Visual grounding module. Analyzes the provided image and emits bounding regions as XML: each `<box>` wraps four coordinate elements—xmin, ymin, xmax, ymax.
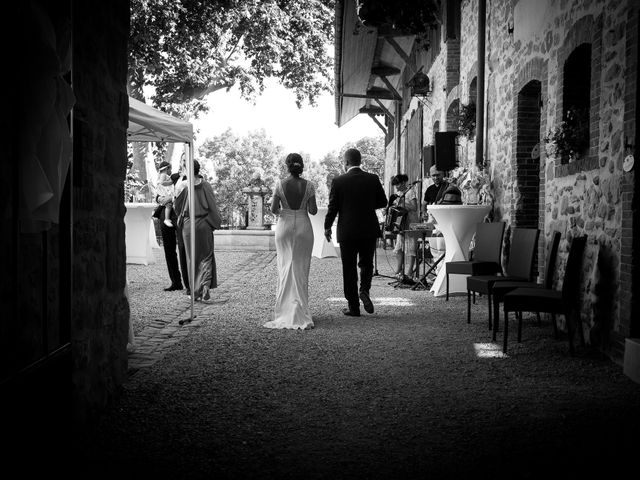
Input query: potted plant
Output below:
<box><xmin>544</xmin><ymin>106</ymin><xmax>589</xmax><ymax>163</ymax></box>
<box><xmin>457</xmin><ymin>102</ymin><xmax>476</xmax><ymax>139</ymax></box>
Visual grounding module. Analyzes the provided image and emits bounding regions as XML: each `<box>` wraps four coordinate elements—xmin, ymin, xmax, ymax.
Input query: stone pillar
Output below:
<box><xmin>242</xmin><ymin>184</ymin><xmax>272</xmax><ymax>230</ymax></box>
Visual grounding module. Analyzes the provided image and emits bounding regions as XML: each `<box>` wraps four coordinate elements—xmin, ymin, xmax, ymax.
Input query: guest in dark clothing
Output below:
<box><xmin>156</xmin><ymin>169</ymin><xmax>187</xmax><ymax>292</ymax></box>
<box><xmin>324</xmin><ymin>148</ymin><xmax>388</xmax><ymax>316</ymax></box>
<box><xmin>174</xmin><ymin>160</ymin><xmax>222</xmax><ymax>302</ymax></box>
<box><xmin>171</xmin><ymin>172</ymin><xmax>191</xmax><ymax>295</ymax></box>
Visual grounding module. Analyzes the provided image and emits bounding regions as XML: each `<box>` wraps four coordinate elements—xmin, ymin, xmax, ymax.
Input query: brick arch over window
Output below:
<box><xmin>430</xmin><ymin>109</ymin><xmax>442</xmax><ymax>145</ymax></box>
<box><xmin>446</xmin><ymin>99</ymin><xmax>460</xmax><ymax>131</ymax></box>
<box><xmin>446</xmin><ymin>87</ymin><xmax>460</xmax><ymax>112</ymax></box>
<box><xmin>512</xmin><ymin>57</ymin><xmax>548</xmax><ymax>280</ymax></box>
<box><xmin>469</xmin><ymin>76</ymin><xmax>477</xmax><ymax>105</ymax></box>
<box><xmin>555</xmin><ymin>14</ymin><xmax>603</xmax><ymax>177</ymax></box>
<box><xmin>466</xmin><ymin>60</ymin><xmax>478</xmax><ymax>101</ymax></box>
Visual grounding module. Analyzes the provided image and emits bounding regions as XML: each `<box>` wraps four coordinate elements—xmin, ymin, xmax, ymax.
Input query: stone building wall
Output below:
<box><xmin>389</xmin><ymin>0</ymin><xmax>636</xmax><ymax>360</ymax></box>
<box><xmin>71</xmin><ymin>0</ymin><xmax>130</xmax><ymax>424</ymax></box>
<box><xmin>420</xmin><ymin>50</ymin><xmax>448</xmax><ymax>147</ymax></box>
<box><xmin>479</xmin><ymin>0</ymin><xmax>636</xmax><ymax>358</ymax></box>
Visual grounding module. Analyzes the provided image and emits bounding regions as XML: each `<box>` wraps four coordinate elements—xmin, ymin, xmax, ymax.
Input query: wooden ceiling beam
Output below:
<box><xmin>368</xmin><ymin>114</ymin><xmax>387</xmax><ymax>136</ymax></box>
<box><xmin>384</xmin><ymin>36</ymin><xmax>411</xmax><ymax>65</ymax></box>
<box><xmin>374</xmin><ymin>98</ymin><xmax>394</xmax><ymax>122</ymax></box>
<box><xmin>371</xmin><ymin>64</ymin><xmax>401</xmax><ymax>77</ymax></box>
<box><xmin>379</xmin><ymin>76</ymin><xmax>402</xmax><ymax>100</ymax></box>
<box><xmin>341</xmin><ymin>86</ymin><xmax>398</xmax><ymax>101</ymax></box>
<box><xmin>359</xmin><ymin>105</ymin><xmax>386</xmax><ymax>115</ymax></box>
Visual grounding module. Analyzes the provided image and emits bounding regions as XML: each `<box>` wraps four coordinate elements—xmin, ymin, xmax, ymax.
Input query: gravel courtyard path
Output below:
<box><xmin>79</xmin><ymin>246</ymin><xmax>640</xmax><ymax>480</ymax></box>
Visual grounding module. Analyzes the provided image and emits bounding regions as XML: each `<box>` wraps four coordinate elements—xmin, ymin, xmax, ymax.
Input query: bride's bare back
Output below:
<box><xmin>281</xmin><ymin>176</ymin><xmax>307</xmax><ymax>210</ymax></box>
<box><xmin>273</xmin><ymin>175</ymin><xmax>317</xmax><ymax>214</ymax></box>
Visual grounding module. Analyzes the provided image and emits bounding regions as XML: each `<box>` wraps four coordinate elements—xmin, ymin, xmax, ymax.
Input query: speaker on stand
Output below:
<box><xmin>434</xmin><ymin>131</ymin><xmax>458</xmax><ymax>172</ymax></box>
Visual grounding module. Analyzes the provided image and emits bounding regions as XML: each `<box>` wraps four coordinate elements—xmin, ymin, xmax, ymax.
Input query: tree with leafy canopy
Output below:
<box><xmin>129</xmin><ymin>0</ymin><xmax>334</xmax><ymax>113</ymax></box>
<box><xmin>128</xmin><ymin>0</ymin><xmax>335</xmax><ymax>189</ymax></box>
<box><xmin>303</xmin><ymin>158</ymin><xmax>330</xmax><ymax>208</ymax></box>
<box><xmin>321</xmin><ymin>136</ymin><xmax>386</xmax><ymax>192</ymax></box>
<box><xmin>198</xmin><ymin>128</ymin><xmax>284</xmax><ymax>227</ymax></box>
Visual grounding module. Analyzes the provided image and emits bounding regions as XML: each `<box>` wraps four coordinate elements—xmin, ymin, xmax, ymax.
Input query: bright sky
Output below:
<box><xmin>191</xmin><ymin>78</ymin><xmax>382</xmax><ymax>162</ymax></box>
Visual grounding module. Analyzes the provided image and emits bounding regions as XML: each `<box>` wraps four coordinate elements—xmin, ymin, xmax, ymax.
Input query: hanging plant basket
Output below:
<box><xmin>355</xmin><ymin>0</ymin><xmax>441</xmax><ymax>48</ymax></box>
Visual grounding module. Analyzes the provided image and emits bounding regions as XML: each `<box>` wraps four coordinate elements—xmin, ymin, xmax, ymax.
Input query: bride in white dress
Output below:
<box><xmin>263</xmin><ymin>153</ymin><xmax>318</xmax><ymax>330</ymax></box>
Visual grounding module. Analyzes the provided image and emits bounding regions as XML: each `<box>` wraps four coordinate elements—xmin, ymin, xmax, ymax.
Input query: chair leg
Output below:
<box><xmin>446</xmin><ymin>273</ymin><xmax>449</xmax><ymax>301</ymax></box>
<box><xmin>487</xmin><ymin>293</ymin><xmax>492</xmax><ymax>331</ymax></box>
<box><xmin>503</xmin><ymin>307</ymin><xmax>509</xmax><ymax>353</ymax></box>
<box><xmin>577</xmin><ymin>310</ymin><xmax>586</xmax><ymax>348</ymax></box>
<box><xmin>517</xmin><ymin>311</ymin><xmax>523</xmax><ymax>343</ymax></box>
<box><xmin>467</xmin><ymin>290</ymin><xmax>471</xmax><ymax>323</ymax></box>
<box><xmin>536</xmin><ymin>311</ymin><xmax>541</xmax><ymax>326</ymax></box>
<box><xmin>566</xmin><ymin>310</ymin><xmax>575</xmax><ymax>356</ymax></box>
<box><xmin>473</xmin><ymin>291</ymin><xmax>476</xmax><ymax>304</ymax></box>
<box><xmin>551</xmin><ymin>313</ymin><xmax>558</xmax><ymax>339</ymax></box>
<box><xmin>492</xmin><ymin>296</ymin><xmax>500</xmax><ymax>341</ymax></box>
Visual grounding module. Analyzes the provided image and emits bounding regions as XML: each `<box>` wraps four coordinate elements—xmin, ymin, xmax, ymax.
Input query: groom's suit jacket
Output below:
<box><xmin>324</xmin><ymin>167</ymin><xmax>388</xmax><ymax>243</ymax></box>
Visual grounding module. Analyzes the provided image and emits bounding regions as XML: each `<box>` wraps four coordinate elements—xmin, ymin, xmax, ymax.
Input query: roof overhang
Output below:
<box><xmin>334</xmin><ymin>0</ymin><xmax>416</xmax><ymax>128</ymax></box>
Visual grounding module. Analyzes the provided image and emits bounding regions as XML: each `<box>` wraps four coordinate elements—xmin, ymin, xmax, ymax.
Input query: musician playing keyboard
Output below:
<box><xmin>390</xmin><ymin>174</ymin><xmax>420</xmax><ymax>283</ymax></box>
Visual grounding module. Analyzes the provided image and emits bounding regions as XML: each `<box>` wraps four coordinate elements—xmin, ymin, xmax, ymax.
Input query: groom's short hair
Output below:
<box><xmin>344</xmin><ymin>148</ymin><xmax>362</xmax><ymax>166</ymax></box>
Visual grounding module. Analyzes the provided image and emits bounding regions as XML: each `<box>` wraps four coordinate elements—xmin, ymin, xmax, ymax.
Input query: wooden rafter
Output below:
<box><xmin>368</xmin><ymin>114</ymin><xmax>387</xmax><ymax>136</ymax></box>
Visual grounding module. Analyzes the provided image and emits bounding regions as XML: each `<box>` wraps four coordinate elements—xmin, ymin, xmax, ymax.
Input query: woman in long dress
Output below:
<box><xmin>263</xmin><ymin>153</ymin><xmax>317</xmax><ymax>330</ymax></box>
<box><xmin>175</xmin><ymin>159</ymin><xmax>222</xmax><ymax>302</ymax></box>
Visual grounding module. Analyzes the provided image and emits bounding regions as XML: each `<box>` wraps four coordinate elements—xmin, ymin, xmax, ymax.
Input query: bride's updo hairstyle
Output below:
<box><xmin>286</xmin><ymin>153</ymin><xmax>304</xmax><ymax>177</ymax></box>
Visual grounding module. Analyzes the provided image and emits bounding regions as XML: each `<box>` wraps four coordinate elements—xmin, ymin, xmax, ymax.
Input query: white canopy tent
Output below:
<box><xmin>127</xmin><ymin>96</ymin><xmax>197</xmax><ymax>323</ymax></box>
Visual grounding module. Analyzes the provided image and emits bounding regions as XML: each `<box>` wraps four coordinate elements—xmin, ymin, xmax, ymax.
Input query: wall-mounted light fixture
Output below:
<box><xmin>507</xmin><ymin>22</ymin><xmax>514</xmax><ymax>36</ymax></box>
<box><xmin>407</xmin><ymin>68</ymin><xmax>431</xmax><ymax>97</ymax></box>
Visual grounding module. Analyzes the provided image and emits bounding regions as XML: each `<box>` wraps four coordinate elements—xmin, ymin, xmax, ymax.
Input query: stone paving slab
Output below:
<box><xmin>127</xmin><ymin>251</ymin><xmax>275</xmax><ymax>375</ymax></box>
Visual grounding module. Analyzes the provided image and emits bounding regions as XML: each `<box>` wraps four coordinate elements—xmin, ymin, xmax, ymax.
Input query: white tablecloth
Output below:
<box><xmin>309</xmin><ymin>207</ymin><xmax>338</xmax><ymax>258</ymax></box>
<box><xmin>427</xmin><ymin>204</ymin><xmax>491</xmax><ymax>296</ymax></box>
<box><xmin>124</xmin><ymin>202</ymin><xmax>159</xmax><ymax>265</ymax></box>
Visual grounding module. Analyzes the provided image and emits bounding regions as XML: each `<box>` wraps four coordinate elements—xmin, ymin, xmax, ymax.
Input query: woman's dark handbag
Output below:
<box><xmin>152</xmin><ymin>204</ymin><xmax>165</xmax><ymax>219</ymax></box>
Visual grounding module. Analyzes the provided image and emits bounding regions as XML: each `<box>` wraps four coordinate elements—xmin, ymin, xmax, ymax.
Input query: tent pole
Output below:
<box><xmin>188</xmin><ymin>142</ymin><xmax>195</xmax><ymax>321</ymax></box>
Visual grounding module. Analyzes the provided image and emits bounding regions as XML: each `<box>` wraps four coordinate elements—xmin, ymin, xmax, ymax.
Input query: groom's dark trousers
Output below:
<box><xmin>338</xmin><ymin>238</ymin><xmax>377</xmax><ymax>310</ymax></box>
<box><xmin>325</xmin><ymin>167</ymin><xmax>388</xmax><ymax>311</ymax></box>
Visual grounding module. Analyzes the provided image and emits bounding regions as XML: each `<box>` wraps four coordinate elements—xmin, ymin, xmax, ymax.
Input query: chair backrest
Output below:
<box><xmin>542</xmin><ymin>231</ymin><xmax>561</xmax><ymax>289</ymax></box>
<box><xmin>504</xmin><ymin>228</ymin><xmax>540</xmax><ymax>279</ymax></box>
<box><xmin>561</xmin><ymin>235</ymin><xmax>587</xmax><ymax>304</ymax></box>
<box><xmin>472</xmin><ymin>222</ymin><xmax>505</xmax><ymax>263</ymax></box>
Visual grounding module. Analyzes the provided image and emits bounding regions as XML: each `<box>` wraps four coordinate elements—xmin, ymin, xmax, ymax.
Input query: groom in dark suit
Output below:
<box><xmin>324</xmin><ymin>148</ymin><xmax>388</xmax><ymax>316</ymax></box>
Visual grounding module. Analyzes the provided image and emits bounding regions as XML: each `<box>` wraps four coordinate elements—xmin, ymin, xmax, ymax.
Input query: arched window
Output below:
<box><xmin>561</xmin><ymin>43</ymin><xmax>591</xmax><ymax>162</ymax></box>
<box><xmin>469</xmin><ymin>76</ymin><xmax>477</xmax><ymax>105</ymax></box>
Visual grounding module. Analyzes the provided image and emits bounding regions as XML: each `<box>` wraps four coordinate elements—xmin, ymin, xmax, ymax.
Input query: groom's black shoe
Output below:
<box><xmin>164</xmin><ymin>284</ymin><xmax>183</xmax><ymax>291</ymax></box>
<box><xmin>342</xmin><ymin>307</ymin><xmax>361</xmax><ymax>317</ymax></box>
<box><xmin>359</xmin><ymin>291</ymin><xmax>374</xmax><ymax>314</ymax></box>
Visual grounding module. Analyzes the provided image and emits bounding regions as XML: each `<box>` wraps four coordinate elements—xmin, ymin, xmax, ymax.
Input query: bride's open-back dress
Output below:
<box><xmin>263</xmin><ymin>180</ymin><xmax>315</xmax><ymax>330</ymax></box>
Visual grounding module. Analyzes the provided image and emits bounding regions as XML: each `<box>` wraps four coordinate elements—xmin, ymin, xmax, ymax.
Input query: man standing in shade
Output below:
<box><xmin>324</xmin><ymin>148</ymin><xmax>388</xmax><ymax>317</ymax></box>
<box><xmin>155</xmin><ymin>161</ymin><xmax>186</xmax><ymax>292</ymax></box>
